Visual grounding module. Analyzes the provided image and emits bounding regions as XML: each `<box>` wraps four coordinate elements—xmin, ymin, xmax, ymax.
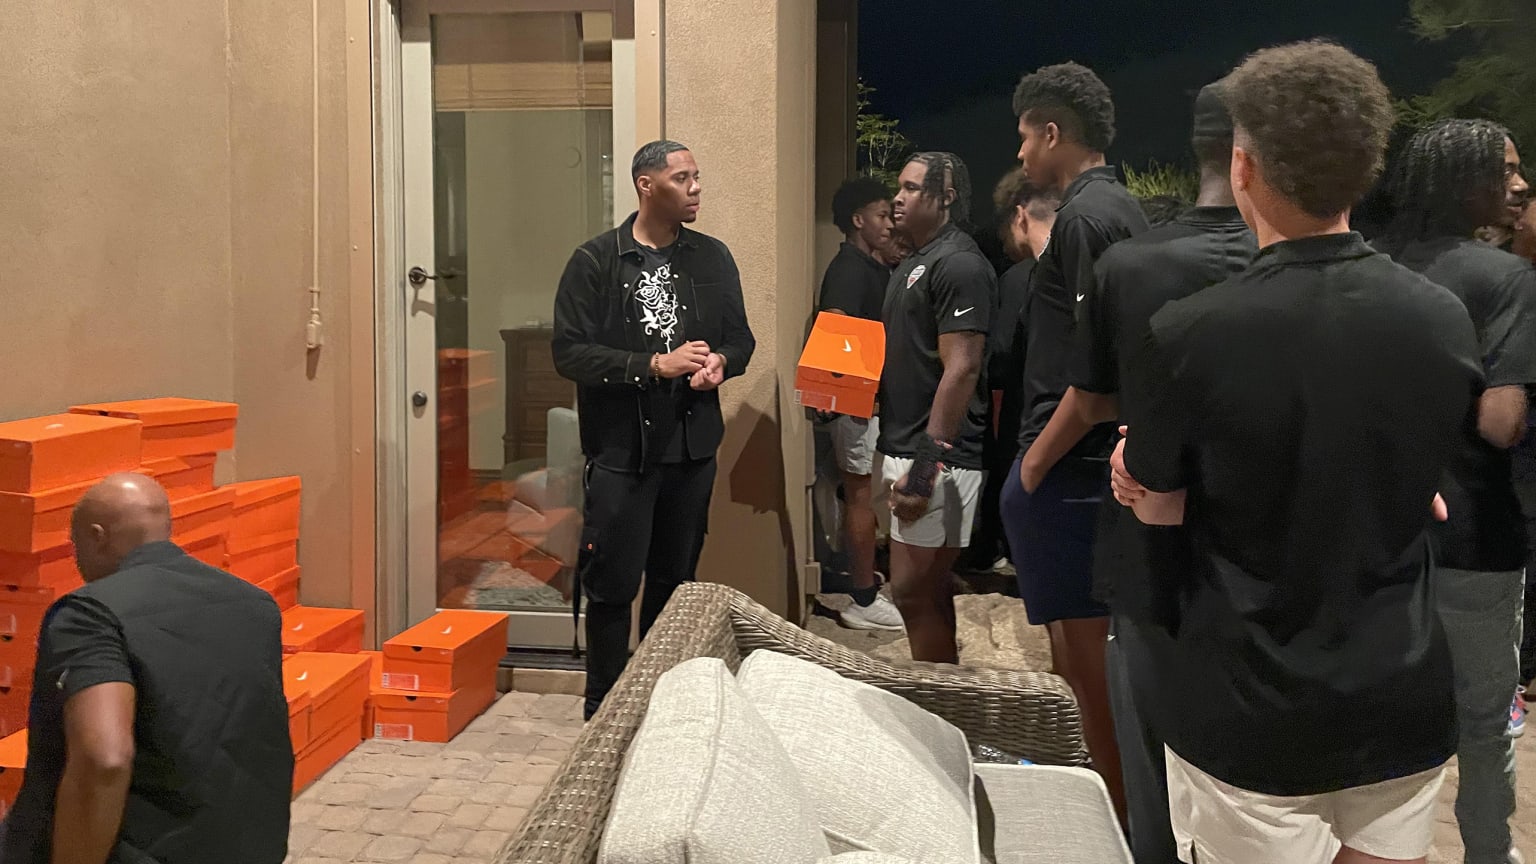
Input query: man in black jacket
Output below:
<box><xmin>1</xmin><ymin>474</ymin><xmax>291</xmax><ymax>864</ymax></box>
<box><xmin>553</xmin><ymin>140</ymin><xmax>755</xmax><ymax>720</ymax></box>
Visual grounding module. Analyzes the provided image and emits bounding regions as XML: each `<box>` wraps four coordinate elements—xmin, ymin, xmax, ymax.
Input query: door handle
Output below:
<box><xmin>408</xmin><ymin>266</ymin><xmax>459</xmax><ymax>287</ymax></box>
<box><xmin>412</xmin><ymin>391</ymin><xmax>429</xmax><ymax>408</ymax></box>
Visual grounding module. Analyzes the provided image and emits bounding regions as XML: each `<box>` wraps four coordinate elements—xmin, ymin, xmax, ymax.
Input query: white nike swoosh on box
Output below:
<box><xmin>953</xmin><ymin>307</ymin><xmax>974</xmax><ymax>317</ymax></box>
<box><xmin>842</xmin><ymin>339</ymin><xmax>852</xmax><ymax>352</ymax></box>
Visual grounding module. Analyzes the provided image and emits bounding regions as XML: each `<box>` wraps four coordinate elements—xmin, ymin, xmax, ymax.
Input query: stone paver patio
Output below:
<box><xmin>285</xmin><ymin>691</ymin><xmax>582</xmax><ymax>864</ymax></box>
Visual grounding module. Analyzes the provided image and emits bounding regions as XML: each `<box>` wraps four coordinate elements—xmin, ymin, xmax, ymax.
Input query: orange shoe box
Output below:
<box><xmin>293</xmin><ymin>718</ymin><xmax>362</xmax><ymax>795</ymax></box>
<box><xmin>139</xmin><ymin>454</ymin><xmax>217</xmax><ymax>501</ymax></box>
<box><xmin>0</xmin><ymin>544</ymin><xmax>80</xmax><ymax>592</ymax></box>
<box><xmin>0</xmin><ymin>632</ymin><xmax>39</xmax><ymax>692</ymax></box>
<box><xmin>281</xmin><ymin>607</ymin><xmax>364</xmax><ymax>655</ymax></box>
<box><xmin>360</xmin><ymin>650</ymin><xmax>383</xmax><ymax>739</ymax></box>
<box><xmin>283</xmin><ymin>652</ymin><xmax>370</xmax><ymax>743</ymax></box>
<box><xmin>71</xmin><ymin>398</ymin><xmax>238</xmax><ymax>461</ymax></box>
<box><xmin>227</xmin><ymin>536</ymin><xmax>298</xmax><ymax>584</ymax></box>
<box><xmin>0</xmin><ymin>683</ymin><xmax>29</xmax><ymax>737</ymax></box>
<box><xmin>182</xmin><ymin>534</ymin><xmax>228</xmax><ymax>572</ymax></box>
<box><xmin>794</xmin><ymin>312</ymin><xmax>886</xmax><ymax>419</ymax></box>
<box><xmin>0</xmin><ymin>414</ymin><xmax>142</xmax><ymax>495</ymax></box>
<box><xmin>381</xmin><ymin>610</ymin><xmax>508</xmax><ymax>693</ymax></box>
<box><xmin>170</xmin><ymin>488</ymin><xmax>234</xmax><ymax>549</ymax></box>
<box><xmin>0</xmin><ymin>729</ymin><xmax>26</xmax><ymax>817</ymax></box>
<box><xmin>371</xmin><ymin>683</ymin><xmax>497</xmax><ymax>743</ymax></box>
<box><xmin>227</xmin><ymin>477</ymin><xmax>301</xmax><ymax>547</ymax></box>
<box><xmin>257</xmin><ymin>566</ymin><xmax>300</xmax><ymax>611</ymax></box>
<box><xmin>282</xmin><ymin>669</ymin><xmax>313</xmax><ymax>753</ymax></box>
<box><xmin>0</xmin><ymin>477</ymin><xmax>96</xmax><ymax>555</ymax></box>
<box><xmin>0</xmin><ymin>584</ymin><xmax>57</xmax><ymax>642</ymax></box>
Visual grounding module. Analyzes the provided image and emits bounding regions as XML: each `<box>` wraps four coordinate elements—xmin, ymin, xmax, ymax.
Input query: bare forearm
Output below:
<box><xmin>1131</xmin><ymin>489</ymin><xmax>1186</xmax><ymax>526</ymax></box>
<box><xmin>927</xmin><ymin>361</ymin><xmax>980</xmax><ymax>443</ymax></box>
<box><xmin>1478</xmin><ymin>385</ymin><xmax>1527</xmax><ymax>449</ymax></box>
<box><xmin>1073</xmin><ymin>389</ymin><xmax>1118</xmax><ymax>426</ymax></box>
<box><xmin>52</xmin><ymin>764</ymin><xmax>130</xmax><ymax>864</ymax></box>
<box><xmin>1023</xmin><ymin>387</ymin><xmax>1097</xmax><ymax>474</ymax></box>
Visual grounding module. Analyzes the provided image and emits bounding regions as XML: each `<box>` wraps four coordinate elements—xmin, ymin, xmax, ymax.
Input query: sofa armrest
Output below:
<box><xmin>974</xmin><ymin>763</ymin><xmax>1133</xmax><ymax>864</ymax></box>
<box><xmin>726</xmin><ymin>591</ymin><xmax>1088</xmax><ymax>767</ymax></box>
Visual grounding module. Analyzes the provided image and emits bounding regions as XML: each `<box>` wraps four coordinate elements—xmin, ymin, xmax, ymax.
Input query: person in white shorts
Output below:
<box><xmin>814</xmin><ymin>177</ymin><xmax>903</xmax><ymax>632</ymax></box>
<box><xmin>878</xmin><ymin>151</ymin><xmax>995</xmax><ymax>663</ymax></box>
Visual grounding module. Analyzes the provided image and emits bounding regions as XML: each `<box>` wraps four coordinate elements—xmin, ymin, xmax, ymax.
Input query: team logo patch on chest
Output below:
<box><xmin>905</xmin><ymin>263</ymin><xmax>927</xmax><ymax>290</ymax></box>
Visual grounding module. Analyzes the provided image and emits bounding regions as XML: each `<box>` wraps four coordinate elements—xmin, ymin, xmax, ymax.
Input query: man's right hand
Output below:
<box><xmin>655</xmin><ymin>341</ymin><xmax>711</xmax><ymax>379</ymax></box>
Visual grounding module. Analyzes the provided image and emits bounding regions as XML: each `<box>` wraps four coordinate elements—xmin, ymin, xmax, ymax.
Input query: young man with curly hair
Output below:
<box><xmin>1375</xmin><ymin>119</ymin><xmax>1535</xmax><ymax>864</ymax></box>
<box><xmin>1111</xmin><ymin>42</ymin><xmax>1481</xmax><ymax>864</ymax></box>
<box><xmin>1001</xmin><ymin>60</ymin><xmax>1148</xmax><ymax>820</ymax></box>
<box><xmin>879</xmin><ymin>152</ymin><xmax>996</xmax><ymax>663</ymax></box>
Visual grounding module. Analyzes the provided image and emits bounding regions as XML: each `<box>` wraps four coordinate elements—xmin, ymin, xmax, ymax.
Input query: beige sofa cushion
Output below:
<box><xmin>737</xmin><ymin>650</ymin><xmax>981</xmax><ymax>864</ymax></box>
<box><xmin>817</xmin><ymin>855</ymin><xmax>921</xmax><ymax>863</ymax></box>
<box><xmin>974</xmin><ymin>763</ymin><xmax>1134</xmax><ymax>864</ymax></box>
<box><xmin>598</xmin><ymin>657</ymin><xmax>831</xmax><ymax>864</ymax></box>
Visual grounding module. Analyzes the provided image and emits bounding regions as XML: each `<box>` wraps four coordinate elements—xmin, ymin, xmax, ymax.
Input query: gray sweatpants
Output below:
<box><xmin>1435</xmin><ymin>567</ymin><xmax>1523</xmax><ymax>864</ymax></box>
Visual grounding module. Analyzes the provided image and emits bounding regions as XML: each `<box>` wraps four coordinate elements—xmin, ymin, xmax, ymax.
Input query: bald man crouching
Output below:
<box><xmin>0</xmin><ymin>474</ymin><xmax>291</xmax><ymax>864</ymax></box>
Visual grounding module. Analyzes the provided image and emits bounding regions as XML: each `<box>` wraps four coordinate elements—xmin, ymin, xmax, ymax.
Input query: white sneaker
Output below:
<box><xmin>840</xmin><ymin>593</ymin><xmax>905</xmax><ymax>631</ymax></box>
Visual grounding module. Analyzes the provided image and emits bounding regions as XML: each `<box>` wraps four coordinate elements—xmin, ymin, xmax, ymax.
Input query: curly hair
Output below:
<box><xmin>831</xmin><ymin>177</ymin><xmax>892</xmax><ymax>235</ymax></box>
<box><xmin>1222</xmin><ymin>40</ymin><xmax>1395</xmax><ymax>219</ymax></box>
<box><xmin>1011</xmin><ymin>62</ymin><xmax>1116</xmax><ymax>152</ymax></box>
<box><xmin>993</xmin><ymin>166</ymin><xmax>1058</xmax><ymax>219</ymax></box>
<box><xmin>907</xmin><ymin>151</ymin><xmax>974</xmax><ymax>228</ymax></box>
<box><xmin>1378</xmin><ymin>119</ymin><xmax>1511</xmax><ymax>245</ymax></box>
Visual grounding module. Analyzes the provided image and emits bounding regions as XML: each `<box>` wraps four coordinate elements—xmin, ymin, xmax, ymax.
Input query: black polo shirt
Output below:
<box><xmin>990</xmin><ymin>259</ymin><xmax>1036</xmax><ymax>457</ymax></box>
<box><xmin>1073</xmin><ymin>207</ymin><xmax>1257</xmax><ymax>610</ymax></box>
<box><xmin>818</xmin><ymin>241</ymin><xmax>890</xmax><ymax>321</ymax></box>
<box><xmin>1018</xmin><ymin>166</ymin><xmax>1148</xmax><ymax>457</ymax></box>
<box><xmin>2</xmin><ymin>542</ymin><xmax>292</xmax><ymax>864</ymax></box>
<box><xmin>877</xmin><ymin>223</ymin><xmax>996</xmax><ymax>469</ymax></box>
<box><xmin>1121</xmin><ymin>232</ymin><xmax>1481</xmax><ymax>795</ymax></box>
<box><xmin>1379</xmin><ymin>237</ymin><xmax>1536</xmax><ymax>572</ymax></box>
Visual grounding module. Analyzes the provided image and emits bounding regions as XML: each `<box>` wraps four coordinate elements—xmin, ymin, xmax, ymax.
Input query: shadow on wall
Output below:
<box><xmin>725</xmin><ymin>392</ymin><xmax>799</xmax><ymax>617</ymax></box>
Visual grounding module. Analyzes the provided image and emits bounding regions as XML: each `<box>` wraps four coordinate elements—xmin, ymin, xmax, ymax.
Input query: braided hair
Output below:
<box><xmin>1381</xmin><ymin>119</ymin><xmax>1510</xmax><ymax>246</ymax></box>
<box><xmin>907</xmin><ymin>151</ymin><xmax>973</xmax><ymax>229</ymax></box>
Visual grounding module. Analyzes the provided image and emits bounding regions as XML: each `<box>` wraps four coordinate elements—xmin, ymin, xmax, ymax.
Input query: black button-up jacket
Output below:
<box><xmin>552</xmin><ymin>213</ymin><xmax>755</xmax><ymax>472</ymax></box>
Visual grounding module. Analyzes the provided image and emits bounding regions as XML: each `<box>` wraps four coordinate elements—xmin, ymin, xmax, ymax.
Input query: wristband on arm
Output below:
<box><xmin>904</xmin><ymin>435</ymin><xmax>949</xmax><ymax>498</ymax></box>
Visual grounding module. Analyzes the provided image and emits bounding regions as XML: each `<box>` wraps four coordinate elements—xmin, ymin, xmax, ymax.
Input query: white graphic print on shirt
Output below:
<box><xmin>635</xmin><ymin>262</ymin><xmax>681</xmax><ymax>351</ymax></box>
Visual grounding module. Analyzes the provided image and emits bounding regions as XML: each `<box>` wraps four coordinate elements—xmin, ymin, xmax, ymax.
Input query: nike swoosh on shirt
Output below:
<box><xmin>953</xmin><ymin>307</ymin><xmax>974</xmax><ymax>317</ymax></box>
<box><xmin>1076</xmin><ymin>293</ymin><xmax>1086</xmax><ymax>302</ymax></box>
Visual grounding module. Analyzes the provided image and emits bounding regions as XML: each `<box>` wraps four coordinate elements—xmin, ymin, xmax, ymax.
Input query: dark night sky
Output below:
<box><xmin>859</xmin><ymin>0</ymin><xmax>1461</xmax><ymax>227</ymax></box>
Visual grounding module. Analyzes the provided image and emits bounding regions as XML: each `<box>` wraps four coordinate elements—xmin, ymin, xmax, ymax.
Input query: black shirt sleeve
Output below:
<box><xmin>712</xmin><ymin>244</ymin><xmax>756</xmax><ymax>381</ymax></box>
<box><xmin>1071</xmin><ymin>250</ymin><xmax>1123</xmax><ymax>394</ymax></box>
<box><xmin>818</xmin><ymin>253</ymin><xmax>869</xmax><ymax>317</ymax></box>
<box><xmin>35</xmin><ymin>596</ymin><xmax>134</xmax><ymax>702</ymax></box>
<box><xmin>551</xmin><ymin>247</ymin><xmax>653</xmax><ymax>389</ymax></box>
<box><xmin>1122</xmin><ymin>312</ymin><xmax>1196</xmax><ymax>493</ymax></box>
<box><xmin>932</xmin><ymin>252</ymin><xmax>996</xmax><ymax>336</ymax></box>
<box><xmin>1482</xmin><ymin>267</ymin><xmax>1536</xmax><ymax>388</ymax></box>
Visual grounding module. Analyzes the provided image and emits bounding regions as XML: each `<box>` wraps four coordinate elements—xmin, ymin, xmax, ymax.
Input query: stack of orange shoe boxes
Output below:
<box><xmin>223</xmin><ymin>476</ymin><xmax>301</xmax><ymax>609</ymax></box>
<box><xmin>70</xmin><ymin>398</ymin><xmax>239</xmax><ymax>571</ymax></box>
<box><xmin>283</xmin><ymin>652</ymin><xmax>370</xmax><ymax>793</ymax></box>
<box><xmin>0</xmin><ymin>413</ymin><xmax>144</xmax><ymax>735</ymax></box>
<box><xmin>371</xmin><ymin>610</ymin><xmax>508</xmax><ymax>743</ymax></box>
<box><xmin>0</xmin><ymin>728</ymin><xmax>26</xmax><ymax>817</ymax></box>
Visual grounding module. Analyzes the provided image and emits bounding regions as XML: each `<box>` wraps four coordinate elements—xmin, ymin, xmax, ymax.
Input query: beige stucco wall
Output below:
<box><xmin>0</xmin><ymin>2</ymin><xmax>370</xmax><ymax>622</ymax></box>
<box><xmin>665</xmin><ymin>0</ymin><xmax>817</xmax><ymax>617</ymax></box>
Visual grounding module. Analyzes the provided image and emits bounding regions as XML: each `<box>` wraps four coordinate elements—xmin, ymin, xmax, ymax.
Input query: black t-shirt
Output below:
<box><xmin>1074</xmin><ymin>207</ymin><xmax>1257</xmax><ymax>610</ymax></box>
<box><xmin>3</xmin><ymin>542</ymin><xmax>292</xmax><ymax>863</ymax></box>
<box><xmin>636</xmin><ymin>242</ymin><xmax>691</xmax><ymax>463</ymax></box>
<box><xmin>1018</xmin><ymin>166</ymin><xmax>1149</xmax><ymax>458</ymax></box>
<box><xmin>990</xmin><ymin>259</ymin><xmax>1035</xmax><ymax>455</ymax></box>
<box><xmin>818</xmin><ymin>241</ymin><xmax>890</xmax><ymax>321</ymax></box>
<box><xmin>1121</xmin><ymin>233</ymin><xmax>1482</xmax><ymax>796</ymax></box>
<box><xmin>877</xmin><ymin>223</ymin><xmax>996</xmax><ymax>469</ymax></box>
<box><xmin>1379</xmin><ymin>237</ymin><xmax>1536</xmax><ymax>571</ymax></box>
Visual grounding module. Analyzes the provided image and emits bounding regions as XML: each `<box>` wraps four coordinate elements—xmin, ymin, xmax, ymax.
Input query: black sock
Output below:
<box><xmin>849</xmin><ymin>584</ymin><xmax>879</xmax><ymax>607</ymax></box>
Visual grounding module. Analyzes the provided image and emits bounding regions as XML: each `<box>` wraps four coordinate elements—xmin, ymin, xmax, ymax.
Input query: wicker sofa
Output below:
<box><xmin>496</xmin><ymin>582</ymin><xmax>1087</xmax><ymax>864</ymax></box>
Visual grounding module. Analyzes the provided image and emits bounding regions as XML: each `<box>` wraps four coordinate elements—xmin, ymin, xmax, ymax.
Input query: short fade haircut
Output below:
<box><xmin>831</xmin><ymin>177</ymin><xmax>892</xmax><ymax>234</ymax></box>
<box><xmin>1384</xmin><ymin>118</ymin><xmax>1513</xmax><ymax>243</ymax></box>
<box><xmin>1222</xmin><ymin>40</ymin><xmax>1395</xmax><ymax>219</ymax></box>
<box><xmin>1138</xmin><ymin>194</ymin><xmax>1192</xmax><ymax>227</ymax></box>
<box><xmin>907</xmin><ymin>151</ymin><xmax>974</xmax><ymax>228</ymax></box>
<box><xmin>631</xmin><ymin>140</ymin><xmax>689</xmax><ymax>183</ymax></box>
<box><xmin>1012</xmin><ymin>62</ymin><xmax>1116</xmax><ymax>152</ymax></box>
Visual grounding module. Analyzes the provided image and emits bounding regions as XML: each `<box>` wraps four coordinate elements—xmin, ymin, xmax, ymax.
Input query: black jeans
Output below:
<box><xmin>1106</xmin><ymin>615</ymin><xmax>1180</xmax><ymax>864</ymax></box>
<box><xmin>578</xmin><ymin>457</ymin><xmax>716</xmax><ymax>719</ymax></box>
<box><xmin>1516</xmin><ymin>478</ymin><xmax>1536</xmax><ymax>685</ymax></box>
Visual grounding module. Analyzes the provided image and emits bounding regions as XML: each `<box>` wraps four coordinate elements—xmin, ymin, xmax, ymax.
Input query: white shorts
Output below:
<box><xmin>829</xmin><ymin>415</ymin><xmax>879</xmax><ymax>476</ymax></box>
<box><xmin>1165</xmin><ymin>748</ymin><xmax>1445</xmax><ymax>864</ymax></box>
<box><xmin>880</xmin><ymin>456</ymin><xmax>983</xmax><ymax>549</ymax></box>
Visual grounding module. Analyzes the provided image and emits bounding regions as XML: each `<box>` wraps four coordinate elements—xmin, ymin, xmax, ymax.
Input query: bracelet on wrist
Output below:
<box><xmin>650</xmin><ymin>353</ymin><xmax>662</xmax><ymax>379</ymax></box>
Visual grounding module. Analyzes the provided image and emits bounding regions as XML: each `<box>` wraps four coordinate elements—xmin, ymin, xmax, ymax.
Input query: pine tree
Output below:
<box><xmin>855</xmin><ymin>81</ymin><xmax>913</xmax><ymax>188</ymax></box>
<box><xmin>1400</xmin><ymin>0</ymin><xmax>1536</xmax><ymax>150</ymax></box>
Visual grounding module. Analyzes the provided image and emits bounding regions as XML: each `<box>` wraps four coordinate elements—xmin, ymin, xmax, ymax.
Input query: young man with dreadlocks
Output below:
<box><xmin>815</xmin><ymin>177</ymin><xmax>902</xmax><ymax>631</ymax></box>
<box><xmin>1001</xmin><ymin>60</ymin><xmax>1148</xmax><ymax>820</ymax></box>
<box><xmin>1374</xmin><ymin>119</ymin><xmax>1536</xmax><ymax>864</ymax></box>
<box><xmin>879</xmin><ymin>151</ymin><xmax>995</xmax><ymax>663</ymax></box>
<box><xmin>1070</xmin><ymin>79</ymin><xmax>1257</xmax><ymax>864</ymax></box>
<box><xmin>1111</xmin><ymin>42</ymin><xmax>1480</xmax><ymax>863</ymax></box>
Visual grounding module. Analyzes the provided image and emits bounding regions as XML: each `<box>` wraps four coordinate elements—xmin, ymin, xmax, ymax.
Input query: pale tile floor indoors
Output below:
<box><xmin>288</xmin><ymin>598</ymin><xmax>1534</xmax><ymax>863</ymax></box>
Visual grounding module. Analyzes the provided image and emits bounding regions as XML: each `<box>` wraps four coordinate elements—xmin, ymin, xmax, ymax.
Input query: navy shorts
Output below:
<box><xmin>1001</xmin><ymin>455</ymin><xmax>1111</xmax><ymax>625</ymax></box>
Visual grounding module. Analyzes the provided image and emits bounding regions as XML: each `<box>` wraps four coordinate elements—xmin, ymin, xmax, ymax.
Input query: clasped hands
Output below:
<box><xmin>653</xmin><ymin>341</ymin><xmax>726</xmax><ymax>391</ymax></box>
